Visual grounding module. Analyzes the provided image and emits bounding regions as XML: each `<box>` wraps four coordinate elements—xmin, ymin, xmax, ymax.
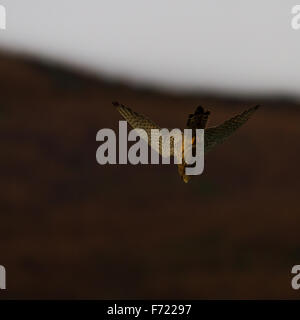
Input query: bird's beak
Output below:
<box><xmin>183</xmin><ymin>175</ymin><xmax>191</xmax><ymax>183</ymax></box>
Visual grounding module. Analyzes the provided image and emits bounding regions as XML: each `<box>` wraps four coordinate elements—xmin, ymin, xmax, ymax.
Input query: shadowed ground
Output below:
<box><xmin>0</xmin><ymin>52</ymin><xmax>300</xmax><ymax>299</ymax></box>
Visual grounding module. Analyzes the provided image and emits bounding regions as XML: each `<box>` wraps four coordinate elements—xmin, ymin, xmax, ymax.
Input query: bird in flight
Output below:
<box><xmin>113</xmin><ymin>101</ymin><xmax>260</xmax><ymax>183</ymax></box>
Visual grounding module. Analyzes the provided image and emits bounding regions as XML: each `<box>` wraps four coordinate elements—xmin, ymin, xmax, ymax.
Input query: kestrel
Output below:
<box><xmin>113</xmin><ymin>101</ymin><xmax>260</xmax><ymax>183</ymax></box>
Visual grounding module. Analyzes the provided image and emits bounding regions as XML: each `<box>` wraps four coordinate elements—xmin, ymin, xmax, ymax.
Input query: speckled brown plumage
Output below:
<box><xmin>113</xmin><ymin>101</ymin><xmax>260</xmax><ymax>183</ymax></box>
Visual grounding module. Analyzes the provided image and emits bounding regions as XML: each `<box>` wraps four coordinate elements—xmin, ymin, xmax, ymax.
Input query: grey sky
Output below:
<box><xmin>0</xmin><ymin>0</ymin><xmax>300</xmax><ymax>97</ymax></box>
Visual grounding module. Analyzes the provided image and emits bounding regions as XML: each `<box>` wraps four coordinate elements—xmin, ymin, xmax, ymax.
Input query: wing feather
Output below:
<box><xmin>113</xmin><ymin>102</ymin><xmax>176</xmax><ymax>157</ymax></box>
<box><xmin>204</xmin><ymin>105</ymin><xmax>260</xmax><ymax>152</ymax></box>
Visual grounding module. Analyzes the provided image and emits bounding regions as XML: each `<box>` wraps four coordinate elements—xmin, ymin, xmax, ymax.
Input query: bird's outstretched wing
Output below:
<box><xmin>204</xmin><ymin>105</ymin><xmax>260</xmax><ymax>153</ymax></box>
<box><xmin>113</xmin><ymin>101</ymin><xmax>160</xmax><ymax>133</ymax></box>
<box><xmin>113</xmin><ymin>102</ymin><xmax>176</xmax><ymax>157</ymax></box>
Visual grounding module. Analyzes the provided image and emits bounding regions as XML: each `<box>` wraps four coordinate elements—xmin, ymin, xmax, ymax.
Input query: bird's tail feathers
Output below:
<box><xmin>187</xmin><ymin>105</ymin><xmax>210</xmax><ymax>129</ymax></box>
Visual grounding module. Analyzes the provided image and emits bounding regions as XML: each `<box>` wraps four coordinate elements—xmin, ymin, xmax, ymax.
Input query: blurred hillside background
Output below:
<box><xmin>0</xmin><ymin>0</ymin><xmax>300</xmax><ymax>299</ymax></box>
